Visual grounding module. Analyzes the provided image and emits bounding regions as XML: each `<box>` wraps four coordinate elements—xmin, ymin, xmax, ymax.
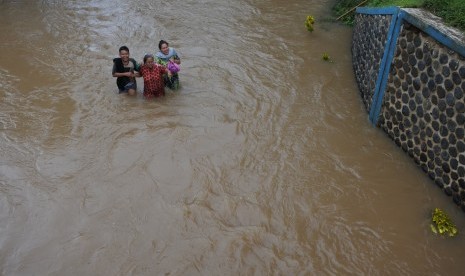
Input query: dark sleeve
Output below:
<box><xmin>131</xmin><ymin>59</ymin><xmax>140</xmax><ymax>71</ymax></box>
<box><xmin>112</xmin><ymin>62</ymin><xmax>117</xmax><ymax>74</ymax></box>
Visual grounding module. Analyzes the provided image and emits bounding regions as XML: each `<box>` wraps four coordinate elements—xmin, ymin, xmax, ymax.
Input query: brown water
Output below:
<box><xmin>0</xmin><ymin>0</ymin><xmax>464</xmax><ymax>275</ymax></box>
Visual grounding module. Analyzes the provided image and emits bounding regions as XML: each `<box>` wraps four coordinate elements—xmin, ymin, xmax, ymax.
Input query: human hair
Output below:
<box><xmin>158</xmin><ymin>40</ymin><xmax>169</xmax><ymax>50</ymax></box>
<box><xmin>143</xmin><ymin>54</ymin><xmax>154</xmax><ymax>64</ymax></box>
<box><xmin>119</xmin><ymin>46</ymin><xmax>130</xmax><ymax>53</ymax></box>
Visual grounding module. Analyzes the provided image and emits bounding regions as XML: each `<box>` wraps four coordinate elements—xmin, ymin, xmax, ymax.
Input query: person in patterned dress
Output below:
<box><xmin>137</xmin><ymin>54</ymin><xmax>169</xmax><ymax>98</ymax></box>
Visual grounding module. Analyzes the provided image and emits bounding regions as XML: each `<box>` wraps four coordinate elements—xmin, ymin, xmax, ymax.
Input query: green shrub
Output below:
<box><xmin>332</xmin><ymin>0</ymin><xmax>361</xmax><ymax>25</ymax></box>
<box><xmin>423</xmin><ymin>0</ymin><xmax>449</xmax><ymax>12</ymax></box>
<box><xmin>305</xmin><ymin>15</ymin><xmax>315</xmax><ymax>32</ymax></box>
<box><xmin>430</xmin><ymin>208</ymin><xmax>458</xmax><ymax>237</ymax></box>
<box><xmin>332</xmin><ymin>0</ymin><xmax>465</xmax><ymax>31</ymax></box>
<box><xmin>368</xmin><ymin>0</ymin><xmax>423</xmax><ymax>7</ymax></box>
<box><xmin>424</xmin><ymin>0</ymin><xmax>465</xmax><ymax>30</ymax></box>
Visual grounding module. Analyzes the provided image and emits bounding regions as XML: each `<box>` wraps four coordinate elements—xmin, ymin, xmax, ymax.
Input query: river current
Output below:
<box><xmin>0</xmin><ymin>0</ymin><xmax>464</xmax><ymax>275</ymax></box>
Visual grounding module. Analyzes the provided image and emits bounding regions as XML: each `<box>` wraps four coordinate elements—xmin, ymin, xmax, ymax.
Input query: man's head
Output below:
<box><xmin>119</xmin><ymin>46</ymin><xmax>129</xmax><ymax>53</ymax></box>
<box><xmin>119</xmin><ymin>46</ymin><xmax>130</xmax><ymax>61</ymax></box>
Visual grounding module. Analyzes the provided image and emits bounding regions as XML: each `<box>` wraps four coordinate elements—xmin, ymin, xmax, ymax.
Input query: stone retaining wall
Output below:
<box><xmin>352</xmin><ymin>13</ymin><xmax>392</xmax><ymax>112</ymax></box>
<box><xmin>352</xmin><ymin>7</ymin><xmax>465</xmax><ymax>211</ymax></box>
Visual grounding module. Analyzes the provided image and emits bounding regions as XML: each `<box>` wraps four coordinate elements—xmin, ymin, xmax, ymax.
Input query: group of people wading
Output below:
<box><xmin>112</xmin><ymin>40</ymin><xmax>181</xmax><ymax>99</ymax></box>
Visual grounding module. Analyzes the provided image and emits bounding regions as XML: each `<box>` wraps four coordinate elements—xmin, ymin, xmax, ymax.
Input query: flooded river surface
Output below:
<box><xmin>1</xmin><ymin>0</ymin><xmax>464</xmax><ymax>275</ymax></box>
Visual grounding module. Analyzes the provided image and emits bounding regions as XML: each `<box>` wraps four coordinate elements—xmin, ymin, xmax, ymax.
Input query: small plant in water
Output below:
<box><xmin>305</xmin><ymin>15</ymin><xmax>315</xmax><ymax>32</ymax></box>
<box><xmin>430</xmin><ymin>208</ymin><xmax>458</xmax><ymax>237</ymax></box>
<box><xmin>322</xmin><ymin>53</ymin><xmax>331</xmax><ymax>61</ymax></box>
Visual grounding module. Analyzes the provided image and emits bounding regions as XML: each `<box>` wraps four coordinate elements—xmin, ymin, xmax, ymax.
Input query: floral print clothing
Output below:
<box><xmin>155</xmin><ymin>47</ymin><xmax>179</xmax><ymax>63</ymax></box>
<box><xmin>156</xmin><ymin>47</ymin><xmax>181</xmax><ymax>90</ymax></box>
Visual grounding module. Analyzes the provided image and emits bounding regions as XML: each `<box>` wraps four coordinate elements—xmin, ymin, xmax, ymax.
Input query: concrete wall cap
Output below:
<box><xmin>401</xmin><ymin>8</ymin><xmax>465</xmax><ymax>47</ymax></box>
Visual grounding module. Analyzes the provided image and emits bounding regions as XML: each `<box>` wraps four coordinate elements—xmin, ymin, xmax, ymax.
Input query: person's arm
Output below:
<box><xmin>112</xmin><ymin>63</ymin><xmax>118</xmax><ymax>77</ymax></box>
<box><xmin>159</xmin><ymin>64</ymin><xmax>171</xmax><ymax>76</ymax></box>
<box><xmin>113</xmin><ymin>71</ymin><xmax>133</xmax><ymax>77</ymax></box>
<box><xmin>172</xmin><ymin>56</ymin><xmax>181</xmax><ymax>65</ymax></box>
<box><xmin>172</xmin><ymin>50</ymin><xmax>181</xmax><ymax>65</ymax></box>
<box><xmin>132</xmin><ymin>59</ymin><xmax>141</xmax><ymax>72</ymax></box>
<box><xmin>135</xmin><ymin>68</ymin><xmax>142</xmax><ymax>78</ymax></box>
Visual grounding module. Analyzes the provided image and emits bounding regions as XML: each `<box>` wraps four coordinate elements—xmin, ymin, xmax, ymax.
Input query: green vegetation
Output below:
<box><xmin>430</xmin><ymin>208</ymin><xmax>458</xmax><ymax>237</ymax></box>
<box><xmin>305</xmin><ymin>15</ymin><xmax>315</xmax><ymax>32</ymax></box>
<box><xmin>423</xmin><ymin>0</ymin><xmax>465</xmax><ymax>31</ymax></box>
<box><xmin>322</xmin><ymin>53</ymin><xmax>334</xmax><ymax>62</ymax></box>
<box><xmin>333</xmin><ymin>0</ymin><xmax>465</xmax><ymax>31</ymax></box>
<box><xmin>322</xmin><ymin>53</ymin><xmax>330</xmax><ymax>61</ymax></box>
<box><xmin>368</xmin><ymin>0</ymin><xmax>423</xmax><ymax>7</ymax></box>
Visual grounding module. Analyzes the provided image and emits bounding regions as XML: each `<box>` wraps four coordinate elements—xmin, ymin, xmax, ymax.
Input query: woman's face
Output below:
<box><xmin>145</xmin><ymin>57</ymin><xmax>154</xmax><ymax>68</ymax></box>
<box><xmin>160</xmin><ymin>43</ymin><xmax>169</xmax><ymax>55</ymax></box>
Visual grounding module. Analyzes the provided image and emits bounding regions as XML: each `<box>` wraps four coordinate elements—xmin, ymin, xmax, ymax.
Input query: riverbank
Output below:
<box><xmin>333</xmin><ymin>0</ymin><xmax>465</xmax><ymax>31</ymax></box>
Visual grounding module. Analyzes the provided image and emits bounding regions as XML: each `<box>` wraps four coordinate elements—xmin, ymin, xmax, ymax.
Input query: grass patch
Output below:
<box><xmin>368</xmin><ymin>0</ymin><xmax>424</xmax><ymax>7</ymax></box>
<box><xmin>332</xmin><ymin>0</ymin><xmax>364</xmax><ymax>25</ymax></box>
<box><xmin>332</xmin><ymin>0</ymin><xmax>465</xmax><ymax>31</ymax></box>
<box><xmin>423</xmin><ymin>0</ymin><xmax>465</xmax><ymax>30</ymax></box>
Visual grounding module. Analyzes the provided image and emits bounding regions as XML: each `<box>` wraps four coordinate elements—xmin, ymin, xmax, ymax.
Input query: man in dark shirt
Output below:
<box><xmin>112</xmin><ymin>46</ymin><xmax>140</xmax><ymax>95</ymax></box>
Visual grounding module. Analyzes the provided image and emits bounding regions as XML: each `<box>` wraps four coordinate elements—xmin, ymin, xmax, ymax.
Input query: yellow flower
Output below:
<box><xmin>431</xmin><ymin>208</ymin><xmax>458</xmax><ymax>237</ymax></box>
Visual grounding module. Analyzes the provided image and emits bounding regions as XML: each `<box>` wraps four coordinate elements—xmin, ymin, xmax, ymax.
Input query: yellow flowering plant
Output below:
<box><xmin>430</xmin><ymin>208</ymin><xmax>458</xmax><ymax>237</ymax></box>
<box><xmin>322</xmin><ymin>53</ymin><xmax>331</xmax><ymax>61</ymax></box>
<box><xmin>305</xmin><ymin>15</ymin><xmax>315</xmax><ymax>32</ymax></box>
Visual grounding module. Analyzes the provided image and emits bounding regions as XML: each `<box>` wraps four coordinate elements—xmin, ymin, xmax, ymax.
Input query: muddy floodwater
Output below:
<box><xmin>0</xmin><ymin>0</ymin><xmax>464</xmax><ymax>275</ymax></box>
